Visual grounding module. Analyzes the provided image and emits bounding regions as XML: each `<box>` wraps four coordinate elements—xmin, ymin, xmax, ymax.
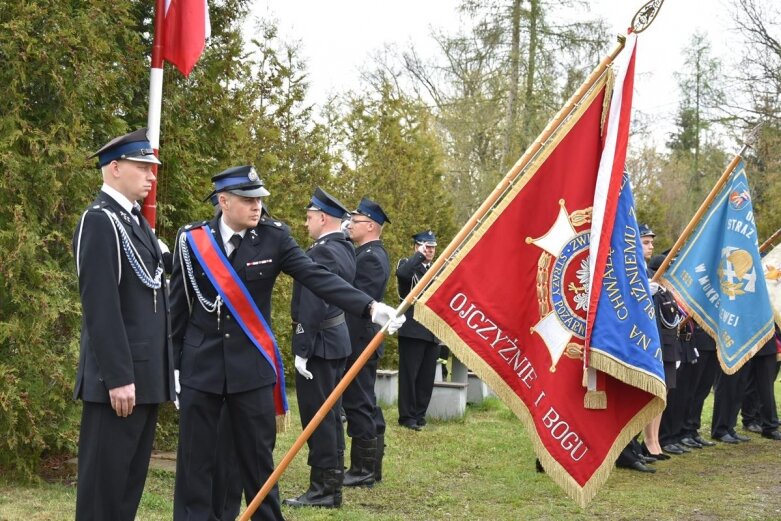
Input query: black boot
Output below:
<box><xmin>344</xmin><ymin>438</ymin><xmax>377</xmax><ymax>487</ymax></box>
<box><xmin>375</xmin><ymin>433</ymin><xmax>385</xmax><ymax>483</ymax></box>
<box><xmin>283</xmin><ymin>466</ymin><xmax>342</xmax><ymax>508</ymax></box>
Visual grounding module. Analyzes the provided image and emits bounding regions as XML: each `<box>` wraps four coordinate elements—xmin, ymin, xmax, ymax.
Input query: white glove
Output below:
<box><xmin>416</xmin><ymin>243</ymin><xmax>428</xmax><ymax>255</ymax></box>
<box><xmin>649</xmin><ymin>282</ymin><xmax>660</xmax><ymax>295</ymax></box>
<box><xmin>158</xmin><ymin>238</ymin><xmax>171</xmax><ymax>254</ymax></box>
<box><xmin>173</xmin><ymin>369</ymin><xmax>181</xmax><ymax>410</ymax></box>
<box><xmin>340</xmin><ymin>219</ymin><xmax>351</xmax><ymax>234</ymax></box>
<box><xmin>371</xmin><ymin>302</ymin><xmax>406</xmax><ymax>335</ymax></box>
<box><xmin>295</xmin><ymin>355</ymin><xmax>313</xmax><ymax>380</ymax></box>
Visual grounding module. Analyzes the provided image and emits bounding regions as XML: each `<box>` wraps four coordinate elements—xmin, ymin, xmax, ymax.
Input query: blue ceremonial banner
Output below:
<box><xmin>662</xmin><ymin>160</ymin><xmax>775</xmax><ymax>374</ymax></box>
<box><xmin>589</xmin><ymin>173</ymin><xmax>665</xmax><ymax>388</ymax></box>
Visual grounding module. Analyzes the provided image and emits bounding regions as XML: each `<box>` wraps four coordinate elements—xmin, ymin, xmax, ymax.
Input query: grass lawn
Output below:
<box><xmin>2</xmin><ymin>381</ymin><xmax>780</xmax><ymax>520</ymax></box>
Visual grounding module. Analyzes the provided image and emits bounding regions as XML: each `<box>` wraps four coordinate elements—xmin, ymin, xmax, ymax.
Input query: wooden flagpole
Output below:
<box><xmin>651</xmin><ymin>124</ymin><xmax>761</xmax><ymax>282</ymax></box>
<box><xmin>759</xmin><ymin>227</ymin><xmax>781</xmax><ymax>255</ymax></box>
<box><xmin>239</xmin><ymin>0</ymin><xmax>675</xmax><ymax>515</ymax></box>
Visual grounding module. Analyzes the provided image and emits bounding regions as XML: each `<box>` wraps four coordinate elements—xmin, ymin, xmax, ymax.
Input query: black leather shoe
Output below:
<box><xmin>715</xmin><ymin>433</ymin><xmax>740</xmax><ymax>444</ymax></box>
<box><xmin>627</xmin><ymin>461</ymin><xmax>656</xmax><ymax>473</ymax></box>
<box><xmin>679</xmin><ymin>437</ymin><xmax>703</xmax><ymax>449</ymax></box>
<box><xmin>650</xmin><ymin>452</ymin><xmax>671</xmax><ymax>460</ymax></box>
<box><xmin>674</xmin><ymin>443</ymin><xmax>691</xmax><ymax>453</ymax></box>
<box><xmin>762</xmin><ymin>430</ymin><xmax>781</xmax><ymax>440</ymax></box>
<box><xmin>639</xmin><ymin>454</ymin><xmax>657</xmax><ymax>464</ymax></box>
<box><xmin>744</xmin><ymin>423</ymin><xmax>762</xmax><ymax>433</ymax></box>
<box><xmin>662</xmin><ymin>444</ymin><xmax>684</xmax><ymax>455</ymax></box>
<box><xmin>731</xmin><ymin>433</ymin><xmax>751</xmax><ymax>442</ymax></box>
<box><xmin>400</xmin><ymin>422</ymin><xmax>421</xmax><ymax>431</ymax></box>
<box><xmin>693</xmin><ymin>435</ymin><xmax>716</xmax><ymax>447</ymax></box>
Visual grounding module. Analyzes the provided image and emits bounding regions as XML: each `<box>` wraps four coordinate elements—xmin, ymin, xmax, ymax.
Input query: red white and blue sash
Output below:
<box><xmin>185</xmin><ymin>225</ymin><xmax>288</xmax><ymax>417</ymax></box>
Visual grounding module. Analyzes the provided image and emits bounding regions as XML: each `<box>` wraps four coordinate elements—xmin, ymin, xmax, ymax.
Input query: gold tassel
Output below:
<box><xmin>584</xmin><ymin>390</ymin><xmax>607</xmax><ymax>409</ymax></box>
<box><xmin>276</xmin><ymin>413</ymin><xmax>289</xmax><ymax>433</ymax></box>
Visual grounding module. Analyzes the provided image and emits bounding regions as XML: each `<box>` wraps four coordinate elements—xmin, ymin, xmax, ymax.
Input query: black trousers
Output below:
<box><xmin>660</xmin><ymin>361</ymin><xmax>697</xmax><ymax>445</ymax></box>
<box><xmin>682</xmin><ymin>350</ymin><xmax>718</xmax><ymax>437</ymax></box>
<box><xmin>398</xmin><ymin>337</ymin><xmax>439</xmax><ymax>427</ymax></box>
<box><xmin>212</xmin><ymin>404</ymin><xmax>242</xmax><ymax>521</ymax></box>
<box><xmin>174</xmin><ymin>385</ymin><xmax>282</xmax><ymax>521</ymax></box>
<box><xmin>741</xmin><ymin>354</ymin><xmax>779</xmax><ymax>434</ymax></box>
<box><xmin>76</xmin><ymin>402</ymin><xmax>158</xmax><ymax>521</ymax></box>
<box><xmin>295</xmin><ymin>356</ymin><xmax>347</xmax><ymax>469</ymax></box>
<box><xmin>343</xmin><ymin>351</ymin><xmax>385</xmax><ymax>440</ymax></box>
<box><xmin>711</xmin><ymin>365</ymin><xmax>749</xmax><ymax>438</ymax></box>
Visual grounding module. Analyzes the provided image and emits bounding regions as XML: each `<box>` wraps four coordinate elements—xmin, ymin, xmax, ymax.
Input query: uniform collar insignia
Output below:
<box><xmin>120</xmin><ymin>211</ymin><xmax>131</xmax><ymax>224</ymax></box>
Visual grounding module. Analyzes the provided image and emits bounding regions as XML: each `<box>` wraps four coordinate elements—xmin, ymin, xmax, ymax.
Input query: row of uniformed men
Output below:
<box><xmin>72</xmin><ymin>128</ymin><xmax>442</xmax><ymax>520</ymax></box>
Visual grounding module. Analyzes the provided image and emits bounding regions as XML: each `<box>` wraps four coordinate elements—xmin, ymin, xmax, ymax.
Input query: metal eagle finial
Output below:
<box><xmin>631</xmin><ymin>0</ymin><xmax>665</xmax><ymax>33</ymax></box>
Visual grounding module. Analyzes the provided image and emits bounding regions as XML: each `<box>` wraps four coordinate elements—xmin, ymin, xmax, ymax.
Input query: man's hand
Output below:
<box><xmin>371</xmin><ymin>302</ymin><xmax>406</xmax><ymax>335</ymax></box>
<box><xmin>295</xmin><ymin>355</ymin><xmax>313</xmax><ymax>380</ymax></box>
<box><xmin>109</xmin><ymin>383</ymin><xmax>136</xmax><ymax>417</ymax></box>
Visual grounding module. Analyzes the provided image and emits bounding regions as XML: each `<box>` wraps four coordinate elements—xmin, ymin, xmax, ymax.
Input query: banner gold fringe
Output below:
<box><xmin>276</xmin><ymin>413</ymin><xmax>289</xmax><ymax>434</ymax></box>
<box><xmin>588</xmin><ymin>350</ymin><xmax>668</xmax><ymax>400</ymax></box>
<box><xmin>415</xmin><ymin>305</ymin><xmax>666</xmax><ymax>507</ymax></box>
<box><xmin>584</xmin><ymin>390</ymin><xmax>607</xmax><ymax>409</ymax></box>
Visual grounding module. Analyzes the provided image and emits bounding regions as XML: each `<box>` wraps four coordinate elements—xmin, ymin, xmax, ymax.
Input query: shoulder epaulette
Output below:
<box><xmin>259</xmin><ymin>217</ymin><xmax>289</xmax><ymax>232</ymax></box>
<box><xmin>182</xmin><ymin>220</ymin><xmax>209</xmax><ymax>231</ymax></box>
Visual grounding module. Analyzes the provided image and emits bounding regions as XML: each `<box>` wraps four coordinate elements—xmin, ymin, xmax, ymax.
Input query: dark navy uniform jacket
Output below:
<box><xmin>170</xmin><ymin>215</ymin><xmax>373</xmax><ymax>394</ymax></box>
<box><xmin>396</xmin><ymin>251</ymin><xmax>437</xmax><ymax>342</ymax></box>
<box><xmin>291</xmin><ymin>231</ymin><xmax>355</xmax><ymax>360</ymax></box>
<box><xmin>346</xmin><ymin>240</ymin><xmax>390</xmax><ymax>357</ymax></box>
<box><xmin>73</xmin><ymin>192</ymin><xmax>175</xmax><ymax>404</ymax></box>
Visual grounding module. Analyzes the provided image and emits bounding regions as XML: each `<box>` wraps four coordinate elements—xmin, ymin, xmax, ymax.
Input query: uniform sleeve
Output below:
<box><xmin>75</xmin><ymin>210</ymin><xmax>133</xmax><ymax>390</ymax></box>
<box><xmin>168</xmin><ymin>228</ymin><xmax>193</xmax><ymax>369</ymax></box>
<box><xmin>291</xmin><ymin>246</ymin><xmax>339</xmax><ymax>358</ymax></box>
<box><xmin>396</xmin><ymin>252</ymin><xmax>425</xmax><ymax>281</ymax></box>
<box><xmin>278</xmin><ymin>234</ymin><xmax>373</xmax><ymax>317</ymax></box>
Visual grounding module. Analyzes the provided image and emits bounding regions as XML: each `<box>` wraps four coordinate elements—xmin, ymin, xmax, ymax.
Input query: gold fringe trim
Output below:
<box><xmin>584</xmin><ymin>391</ymin><xmax>607</xmax><ymax>410</ymax></box>
<box><xmin>276</xmin><ymin>413</ymin><xmax>289</xmax><ymax>433</ymax></box>
<box><xmin>418</xmin><ymin>73</ymin><xmax>610</xmax><ymax>309</ymax></box>
<box><xmin>588</xmin><ymin>350</ymin><xmax>668</xmax><ymax>401</ymax></box>
<box><xmin>600</xmin><ymin>65</ymin><xmax>615</xmax><ymax>135</ymax></box>
<box><xmin>663</xmin><ymin>282</ymin><xmax>776</xmax><ymax>375</ymax></box>
<box><xmin>416</xmin><ymin>305</ymin><xmax>666</xmax><ymax>507</ymax></box>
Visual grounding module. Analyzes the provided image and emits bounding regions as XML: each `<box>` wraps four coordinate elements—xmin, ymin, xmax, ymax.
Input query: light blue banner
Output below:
<box><xmin>662</xmin><ymin>160</ymin><xmax>774</xmax><ymax>373</ymax></box>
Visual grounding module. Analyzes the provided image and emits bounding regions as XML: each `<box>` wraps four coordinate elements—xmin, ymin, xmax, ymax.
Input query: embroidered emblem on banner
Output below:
<box><xmin>719</xmin><ymin>247</ymin><xmax>758</xmax><ymax>300</ymax></box>
<box><xmin>526</xmin><ymin>200</ymin><xmax>593</xmax><ymax>371</ymax></box>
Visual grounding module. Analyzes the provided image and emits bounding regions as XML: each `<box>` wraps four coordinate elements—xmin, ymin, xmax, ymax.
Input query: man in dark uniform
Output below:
<box><xmin>396</xmin><ymin>230</ymin><xmax>440</xmax><ymax>431</ymax></box>
<box><xmin>170</xmin><ymin>169</ymin><xmax>403</xmax><ymax>520</ymax></box>
<box><xmin>679</xmin><ymin>323</ymin><xmax>719</xmax><ymax>447</ymax></box>
<box><xmin>342</xmin><ymin>198</ymin><xmax>391</xmax><ymax>488</ymax></box>
<box><xmin>73</xmin><ymin>128</ymin><xmax>175</xmax><ymax>521</ymax></box>
<box><xmin>284</xmin><ymin>187</ymin><xmax>357</xmax><ymax>509</ymax></box>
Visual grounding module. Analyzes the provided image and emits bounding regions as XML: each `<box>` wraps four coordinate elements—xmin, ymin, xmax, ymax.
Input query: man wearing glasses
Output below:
<box><xmin>342</xmin><ymin>198</ymin><xmax>392</xmax><ymax>488</ymax></box>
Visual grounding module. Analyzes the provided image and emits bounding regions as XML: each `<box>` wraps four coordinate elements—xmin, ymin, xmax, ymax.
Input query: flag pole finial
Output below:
<box><xmin>631</xmin><ymin>0</ymin><xmax>665</xmax><ymax>34</ymax></box>
<box><xmin>740</xmin><ymin>121</ymin><xmax>764</xmax><ymax>156</ymax></box>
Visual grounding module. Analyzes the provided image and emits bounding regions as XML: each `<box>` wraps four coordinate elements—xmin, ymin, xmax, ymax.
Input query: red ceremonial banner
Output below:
<box><xmin>415</xmin><ymin>37</ymin><xmax>665</xmax><ymax>506</ymax></box>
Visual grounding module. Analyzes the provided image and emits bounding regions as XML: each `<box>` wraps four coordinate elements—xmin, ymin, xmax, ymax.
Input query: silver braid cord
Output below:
<box><xmin>104</xmin><ymin>210</ymin><xmax>162</xmax><ymax>290</ymax></box>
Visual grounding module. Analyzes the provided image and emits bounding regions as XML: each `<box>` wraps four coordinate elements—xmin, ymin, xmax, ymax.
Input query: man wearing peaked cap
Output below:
<box><xmin>284</xmin><ymin>187</ymin><xmax>356</xmax><ymax>509</ymax></box>
<box><xmin>73</xmin><ymin>128</ymin><xmax>174</xmax><ymax>520</ymax></box>
<box><xmin>204</xmin><ymin>165</ymin><xmax>270</xmax><ymax>201</ymax></box>
<box><xmin>396</xmin><ymin>229</ymin><xmax>441</xmax><ymax>431</ymax></box>
<box><xmin>342</xmin><ymin>197</ymin><xmax>391</xmax><ymax>487</ymax></box>
<box><xmin>170</xmin><ymin>175</ymin><xmax>405</xmax><ymax>519</ymax></box>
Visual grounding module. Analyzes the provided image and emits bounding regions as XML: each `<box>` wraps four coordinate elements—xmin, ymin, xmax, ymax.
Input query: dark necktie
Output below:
<box><xmin>131</xmin><ymin>204</ymin><xmax>142</xmax><ymax>224</ymax></box>
<box><xmin>228</xmin><ymin>233</ymin><xmax>242</xmax><ymax>262</ymax></box>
